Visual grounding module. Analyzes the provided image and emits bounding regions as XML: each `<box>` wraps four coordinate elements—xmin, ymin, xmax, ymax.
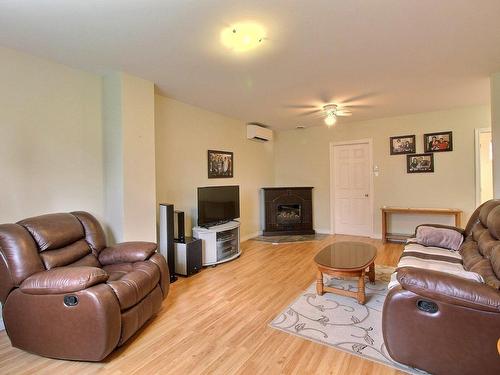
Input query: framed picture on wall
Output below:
<box><xmin>407</xmin><ymin>153</ymin><xmax>434</xmax><ymax>173</ymax></box>
<box><xmin>389</xmin><ymin>135</ymin><xmax>416</xmax><ymax>155</ymax></box>
<box><xmin>208</xmin><ymin>150</ymin><xmax>233</xmax><ymax>178</ymax></box>
<box><xmin>424</xmin><ymin>131</ymin><xmax>453</xmax><ymax>152</ymax></box>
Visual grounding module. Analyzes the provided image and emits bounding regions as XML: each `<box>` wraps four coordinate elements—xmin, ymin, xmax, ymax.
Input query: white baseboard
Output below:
<box><xmin>315</xmin><ymin>228</ymin><xmax>333</xmax><ymax>235</ymax></box>
<box><xmin>240</xmin><ymin>231</ymin><xmax>261</xmax><ymax>242</ymax></box>
<box><xmin>371</xmin><ymin>233</ymin><xmax>382</xmax><ymax>240</ymax></box>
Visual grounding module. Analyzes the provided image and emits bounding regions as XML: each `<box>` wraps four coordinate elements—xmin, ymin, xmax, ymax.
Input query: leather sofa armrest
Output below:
<box><xmin>98</xmin><ymin>241</ymin><xmax>157</xmax><ymax>266</ymax></box>
<box><xmin>20</xmin><ymin>266</ymin><xmax>108</xmax><ymax>294</ymax></box>
<box><xmin>397</xmin><ymin>267</ymin><xmax>500</xmax><ymax>313</ymax></box>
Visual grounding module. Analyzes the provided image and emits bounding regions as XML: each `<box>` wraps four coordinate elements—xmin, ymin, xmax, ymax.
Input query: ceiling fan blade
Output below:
<box><xmin>337</xmin><ymin>112</ymin><xmax>353</xmax><ymax>117</ymax></box>
<box><xmin>284</xmin><ymin>104</ymin><xmax>317</xmax><ymax>109</ymax></box>
<box><xmin>341</xmin><ymin>92</ymin><xmax>377</xmax><ymax>104</ymax></box>
<box><xmin>298</xmin><ymin>109</ymin><xmax>322</xmax><ymax>116</ymax></box>
<box><xmin>341</xmin><ymin>104</ymin><xmax>372</xmax><ymax>109</ymax></box>
<box><xmin>319</xmin><ymin>92</ymin><xmax>332</xmax><ymax>103</ymax></box>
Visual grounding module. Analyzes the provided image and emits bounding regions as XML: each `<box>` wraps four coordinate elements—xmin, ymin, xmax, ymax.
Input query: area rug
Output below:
<box><xmin>252</xmin><ymin>234</ymin><xmax>329</xmax><ymax>243</ymax></box>
<box><xmin>269</xmin><ymin>266</ymin><xmax>426</xmax><ymax>375</ymax></box>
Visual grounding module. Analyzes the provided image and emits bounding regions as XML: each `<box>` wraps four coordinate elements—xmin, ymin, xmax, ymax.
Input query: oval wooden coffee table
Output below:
<box><xmin>314</xmin><ymin>241</ymin><xmax>377</xmax><ymax>304</ymax></box>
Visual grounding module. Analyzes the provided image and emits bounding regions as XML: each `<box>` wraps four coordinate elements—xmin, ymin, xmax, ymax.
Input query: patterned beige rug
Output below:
<box><xmin>269</xmin><ymin>266</ymin><xmax>426</xmax><ymax>375</ymax></box>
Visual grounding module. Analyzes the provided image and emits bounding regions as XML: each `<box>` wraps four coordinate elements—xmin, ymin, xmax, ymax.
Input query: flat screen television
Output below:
<box><xmin>197</xmin><ymin>185</ymin><xmax>240</xmax><ymax>227</ymax></box>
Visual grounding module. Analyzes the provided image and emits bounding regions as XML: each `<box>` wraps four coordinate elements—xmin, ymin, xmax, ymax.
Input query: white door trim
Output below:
<box><xmin>475</xmin><ymin>128</ymin><xmax>492</xmax><ymax>207</ymax></box>
<box><xmin>329</xmin><ymin>139</ymin><xmax>374</xmax><ymax>237</ymax></box>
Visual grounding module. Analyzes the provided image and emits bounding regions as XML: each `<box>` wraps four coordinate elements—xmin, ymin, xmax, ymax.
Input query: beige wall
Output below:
<box><xmin>274</xmin><ymin>105</ymin><xmax>491</xmax><ymax>236</ymax></box>
<box><xmin>0</xmin><ymin>46</ymin><xmax>104</xmax><ymax>330</ymax></box>
<box><xmin>155</xmin><ymin>95</ymin><xmax>274</xmax><ymax>240</ymax></box>
<box><xmin>122</xmin><ymin>74</ymin><xmax>157</xmax><ymax>242</ymax></box>
<box><xmin>103</xmin><ymin>73</ymin><xmax>125</xmax><ymax>241</ymax></box>
<box><xmin>102</xmin><ymin>72</ymin><xmax>157</xmax><ymax>243</ymax></box>
<box><xmin>0</xmin><ymin>46</ymin><xmax>104</xmax><ymax>223</ymax></box>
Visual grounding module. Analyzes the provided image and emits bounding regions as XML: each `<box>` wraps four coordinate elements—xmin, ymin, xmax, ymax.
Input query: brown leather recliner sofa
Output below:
<box><xmin>0</xmin><ymin>211</ymin><xmax>169</xmax><ymax>361</ymax></box>
<box><xmin>383</xmin><ymin>200</ymin><xmax>500</xmax><ymax>375</ymax></box>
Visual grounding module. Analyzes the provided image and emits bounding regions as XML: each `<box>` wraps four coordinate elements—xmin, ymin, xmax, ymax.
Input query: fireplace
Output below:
<box><xmin>276</xmin><ymin>204</ymin><xmax>302</xmax><ymax>225</ymax></box>
<box><xmin>262</xmin><ymin>187</ymin><xmax>314</xmax><ymax>236</ymax></box>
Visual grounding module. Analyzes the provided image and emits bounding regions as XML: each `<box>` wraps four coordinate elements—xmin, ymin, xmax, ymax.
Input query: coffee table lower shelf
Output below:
<box><xmin>316</xmin><ymin>263</ymin><xmax>375</xmax><ymax>305</ymax></box>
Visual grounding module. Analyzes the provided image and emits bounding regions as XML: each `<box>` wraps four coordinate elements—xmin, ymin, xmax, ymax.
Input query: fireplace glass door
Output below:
<box><xmin>276</xmin><ymin>204</ymin><xmax>302</xmax><ymax>225</ymax></box>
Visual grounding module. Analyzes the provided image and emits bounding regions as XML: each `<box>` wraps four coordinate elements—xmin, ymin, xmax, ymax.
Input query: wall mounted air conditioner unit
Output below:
<box><xmin>247</xmin><ymin>123</ymin><xmax>273</xmax><ymax>142</ymax></box>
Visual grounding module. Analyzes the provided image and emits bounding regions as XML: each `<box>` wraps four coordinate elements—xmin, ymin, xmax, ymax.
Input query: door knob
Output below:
<box><xmin>365</xmin><ymin>194</ymin><xmax>369</xmax><ymax>197</ymax></box>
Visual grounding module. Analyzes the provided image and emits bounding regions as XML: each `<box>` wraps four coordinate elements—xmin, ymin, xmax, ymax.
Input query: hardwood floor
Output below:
<box><xmin>0</xmin><ymin>235</ymin><xmax>403</xmax><ymax>375</ymax></box>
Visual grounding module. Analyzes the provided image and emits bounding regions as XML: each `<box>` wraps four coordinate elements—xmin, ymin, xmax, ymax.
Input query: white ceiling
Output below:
<box><xmin>1</xmin><ymin>0</ymin><xmax>499</xmax><ymax>130</ymax></box>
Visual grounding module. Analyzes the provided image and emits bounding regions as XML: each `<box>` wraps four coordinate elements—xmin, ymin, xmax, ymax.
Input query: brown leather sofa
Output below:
<box><xmin>0</xmin><ymin>211</ymin><xmax>169</xmax><ymax>361</ymax></box>
<box><xmin>383</xmin><ymin>200</ymin><xmax>500</xmax><ymax>375</ymax></box>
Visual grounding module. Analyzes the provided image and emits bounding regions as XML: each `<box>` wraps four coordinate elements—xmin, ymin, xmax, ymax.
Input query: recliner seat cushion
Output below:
<box><xmin>104</xmin><ymin>262</ymin><xmax>160</xmax><ymax>311</ymax></box>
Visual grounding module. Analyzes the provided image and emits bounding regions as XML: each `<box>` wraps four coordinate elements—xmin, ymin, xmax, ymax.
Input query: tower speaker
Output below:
<box><xmin>174</xmin><ymin>210</ymin><xmax>185</xmax><ymax>243</ymax></box>
<box><xmin>159</xmin><ymin>203</ymin><xmax>178</xmax><ymax>283</ymax></box>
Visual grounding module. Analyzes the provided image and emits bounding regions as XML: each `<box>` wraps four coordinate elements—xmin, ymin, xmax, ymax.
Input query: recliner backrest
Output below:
<box><xmin>0</xmin><ymin>211</ymin><xmax>107</xmax><ymax>304</ymax></box>
<box><xmin>462</xmin><ymin>199</ymin><xmax>500</xmax><ymax>289</ymax></box>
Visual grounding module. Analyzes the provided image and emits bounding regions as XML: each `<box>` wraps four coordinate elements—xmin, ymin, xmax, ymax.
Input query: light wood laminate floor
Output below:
<box><xmin>0</xmin><ymin>235</ymin><xmax>404</xmax><ymax>375</ymax></box>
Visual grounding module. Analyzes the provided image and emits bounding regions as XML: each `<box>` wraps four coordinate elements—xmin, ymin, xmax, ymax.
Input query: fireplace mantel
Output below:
<box><xmin>262</xmin><ymin>187</ymin><xmax>314</xmax><ymax>236</ymax></box>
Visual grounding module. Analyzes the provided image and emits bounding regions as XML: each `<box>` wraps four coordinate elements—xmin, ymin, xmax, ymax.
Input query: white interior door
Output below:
<box><xmin>333</xmin><ymin>142</ymin><xmax>372</xmax><ymax>236</ymax></box>
<box><xmin>475</xmin><ymin>129</ymin><xmax>493</xmax><ymax>205</ymax></box>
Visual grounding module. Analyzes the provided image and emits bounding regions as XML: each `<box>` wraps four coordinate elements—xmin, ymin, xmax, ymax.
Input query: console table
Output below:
<box><xmin>381</xmin><ymin>206</ymin><xmax>463</xmax><ymax>243</ymax></box>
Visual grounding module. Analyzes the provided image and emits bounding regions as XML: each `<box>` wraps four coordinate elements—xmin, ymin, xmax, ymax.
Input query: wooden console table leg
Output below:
<box><xmin>381</xmin><ymin>211</ymin><xmax>387</xmax><ymax>243</ymax></box>
<box><xmin>316</xmin><ymin>270</ymin><xmax>324</xmax><ymax>295</ymax></box>
<box><xmin>357</xmin><ymin>270</ymin><xmax>366</xmax><ymax>304</ymax></box>
<box><xmin>368</xmin><ymin>262</ymin><xmax>375</xmax><ymax>283</ymax></box>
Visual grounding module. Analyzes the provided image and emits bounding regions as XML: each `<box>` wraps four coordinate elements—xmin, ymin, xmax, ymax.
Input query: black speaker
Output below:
<box><xmin>174</xmin><ymin>210</ymin><xmax>185</xmax><ymax>243</ymax></box>
<box><xmin>159</xmin><ymin>203</ymin><xmax>177</xmax><ymax>283</ymax></box>
<box><xmin>174</xmin><ymin>237</ymin><xmax>202</xmax><ymax>276</ymax></box>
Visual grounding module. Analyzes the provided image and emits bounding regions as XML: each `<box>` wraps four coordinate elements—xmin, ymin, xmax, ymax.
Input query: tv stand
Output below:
<box><xmin>193</xmin><ymin>221</ymin><xmax>240</xmax><ymax>266</ymax></box>
<box><xmin>200</xmin><ymin>220</ymin><xmax>230</xmax><ymax>229</ymax></box>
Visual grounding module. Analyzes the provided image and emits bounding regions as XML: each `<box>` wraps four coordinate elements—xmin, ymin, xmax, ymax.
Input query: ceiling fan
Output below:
<box><xmin>294</xmin><ymin>104</ymin><xmax>354</xmax><ymax>126</ymax></box>
<box><xmin>286</xmin><ymin>93</ymin><xmax>374</xmax><ymax>126</ymax></box>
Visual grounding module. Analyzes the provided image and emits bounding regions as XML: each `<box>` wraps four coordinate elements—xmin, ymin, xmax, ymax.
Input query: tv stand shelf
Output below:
<box><xmin>193</xmin><ymin>221</ymin><xmax>241</xmax><ymax>266</ymax></box>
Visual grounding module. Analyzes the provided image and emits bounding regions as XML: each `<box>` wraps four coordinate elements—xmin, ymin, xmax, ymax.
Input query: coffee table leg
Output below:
<box><xmin>316</xmin><ymin>270</ymin><xmax>324</xmax><ymax>295</ymax></box>
<box><xmin>357</xmin><ymin>270</ymin><xmax>366</xmax><ymax>304</ymax></box>
<box><xmin>368</xmin><ymin>262</ymin><xmax>375</xmax><ymax>283</ymax></box>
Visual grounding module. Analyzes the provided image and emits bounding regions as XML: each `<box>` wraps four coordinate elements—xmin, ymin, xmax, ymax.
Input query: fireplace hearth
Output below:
<box><xmin>262</xmin><ymin>187</ymin><xmax>314</xmax><ymax>236</ymax></box>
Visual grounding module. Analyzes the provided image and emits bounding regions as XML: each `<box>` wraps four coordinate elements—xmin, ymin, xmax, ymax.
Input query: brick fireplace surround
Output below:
<box><xmin>262</xmin><ymin>187</ymin><xmax>314</xmax><ymax>236</ymax></box>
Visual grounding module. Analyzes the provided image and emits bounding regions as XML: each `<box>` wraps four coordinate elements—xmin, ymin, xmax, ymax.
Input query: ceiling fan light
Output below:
<box><xmin>325</xmin><ymin>113</ymin><xmax>337</xmax><ymax>126</ymax></box>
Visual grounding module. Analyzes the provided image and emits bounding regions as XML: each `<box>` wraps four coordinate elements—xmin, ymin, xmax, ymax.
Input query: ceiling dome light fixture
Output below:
<box><xmin>220</xmin><ymin>22</ymin><xmax>266</xmax><ymax>52</ymax></box>
<box><xmin>323</xmin><ymin>104</ymin><xmax>338</xmax><ymax>126</ymax></box>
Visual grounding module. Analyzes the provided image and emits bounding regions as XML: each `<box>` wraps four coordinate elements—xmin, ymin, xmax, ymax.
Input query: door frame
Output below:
<box><xmin>474</xmin><ymin>128</ymin><xmax>492</xmax><ymax>207</ymax></box>
<box><xmin>329</xmin><ymin>139</ymin><xmax>374</xmax><ymax>237</ymax></box>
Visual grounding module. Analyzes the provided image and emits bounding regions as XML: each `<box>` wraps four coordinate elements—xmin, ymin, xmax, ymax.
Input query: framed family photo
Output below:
<box><xmin>208</xmin><ymin>150</ymin><xmax>233</xmax><ymax>178</ymax></box>
<box><xmin>389</xmin><ymin>135</ymin><xmax>416</xmax><ymax>155</ymax></box>
<box><xmin>424</xmin><ymin>131</ymin><xmax>453</xmax><ymax>152</ymax></box>
<box><xmin>407</xmin><ymin>153</ymin><xmax>434</xmax><ymax>173</ymax></box>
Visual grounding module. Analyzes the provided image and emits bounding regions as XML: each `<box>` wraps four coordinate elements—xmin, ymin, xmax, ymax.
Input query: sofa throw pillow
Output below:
<box><xmin>415</xmin><ymin>225</ymin><xmax>464</xmax><ymax>251</ymax></box>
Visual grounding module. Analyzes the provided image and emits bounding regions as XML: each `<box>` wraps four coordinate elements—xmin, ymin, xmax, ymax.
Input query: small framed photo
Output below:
<box><xmin>390</xmin><ymin>135</ymin><xmax>416</xmax><ymax>155</ymax></box>
<box><xmin>407</xmin><ymin>153</ymin><xmax>434</xmax><ymax>173</ymax></box>
<box><xmin>424</xmin><ymin>131</ymin><xmax>453</xmax><ymax>152</ymax></box>
<box><xmin>208</xmin><ymin>150</ymin><xmax>233</xmax><ymax>178</ymax></box>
